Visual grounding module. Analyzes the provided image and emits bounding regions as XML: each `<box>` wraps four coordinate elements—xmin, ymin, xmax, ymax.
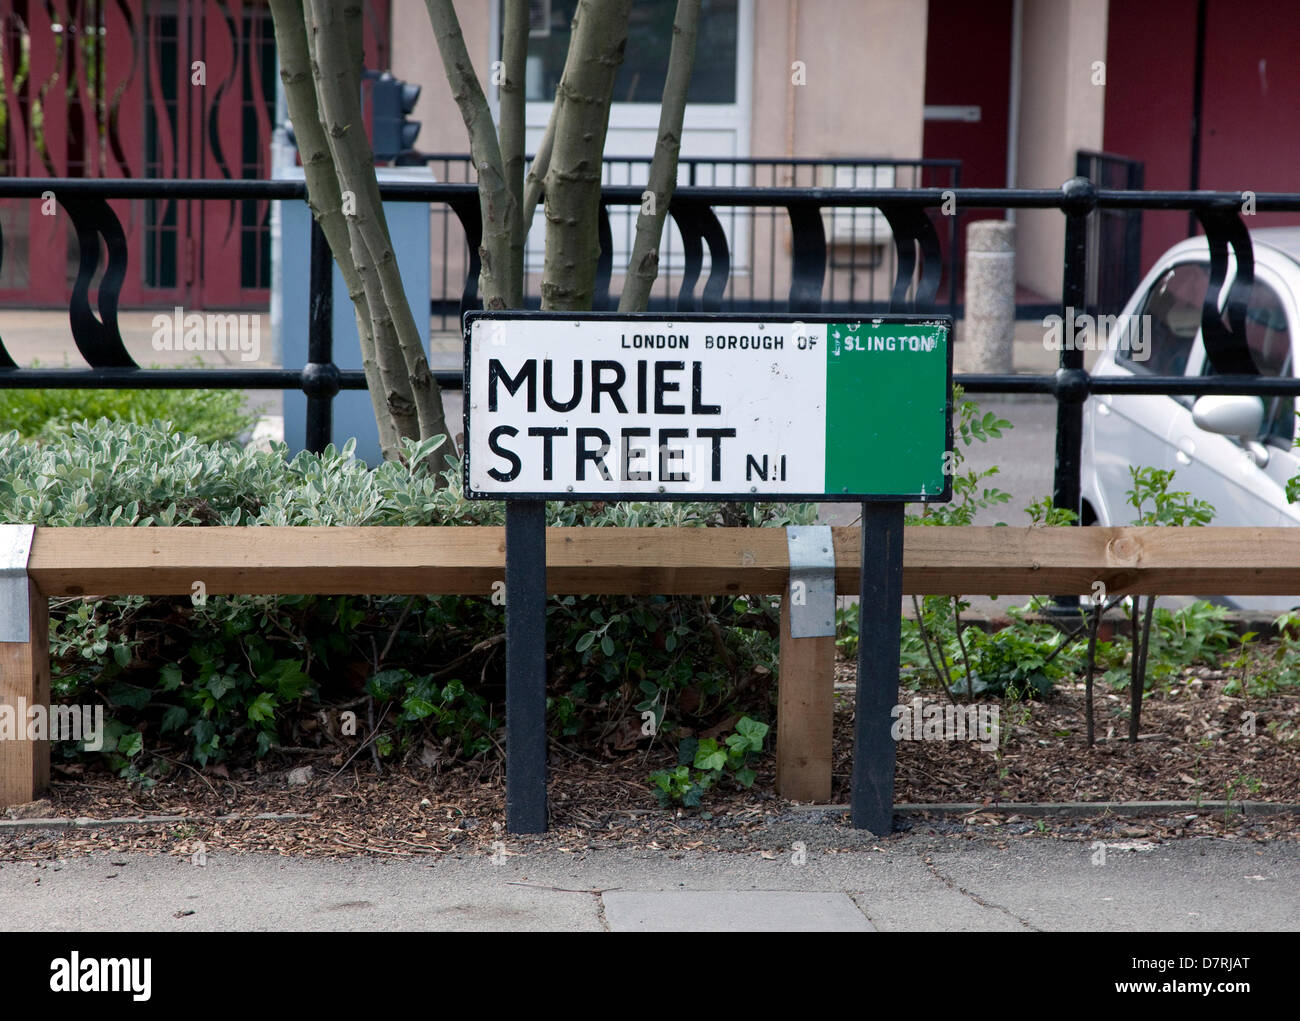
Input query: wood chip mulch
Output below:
<box><xmin>2</xmin><ymin>660</ymin><xmax>1297</xmax><ymax>861</ymax></box>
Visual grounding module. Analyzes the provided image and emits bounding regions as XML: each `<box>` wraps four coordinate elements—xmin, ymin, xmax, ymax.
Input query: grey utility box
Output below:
<box><xmin>273</xmin><ymin>165</ymin><xmax>432</xmax><ymax>464</ymax></box>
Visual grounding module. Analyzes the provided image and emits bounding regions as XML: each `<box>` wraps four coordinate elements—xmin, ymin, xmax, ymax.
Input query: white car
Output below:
<box><xmin>1080</xmin><ymin>227</ymin><xmax>1300</xmax><ymax>609</ymax></box>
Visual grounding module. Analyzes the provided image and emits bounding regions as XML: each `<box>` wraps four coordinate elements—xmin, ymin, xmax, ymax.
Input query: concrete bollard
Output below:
<box><xmin>964</xmin><ymin>220</ymin><xmax>1016</xmax><ymax>374</ymax></box>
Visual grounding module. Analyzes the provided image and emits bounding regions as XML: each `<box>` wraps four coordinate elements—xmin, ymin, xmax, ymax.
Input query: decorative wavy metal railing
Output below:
<box><xmin>2</xmin><ymin>176</ymin><xmax>1300</xmax><ymax>535</ymax></box>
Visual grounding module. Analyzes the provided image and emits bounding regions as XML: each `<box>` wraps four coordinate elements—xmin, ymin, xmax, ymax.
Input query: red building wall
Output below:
<box><xmin>1104</xmin><ymin>0</ymin><xmax>1300</xmax><ymax>274</ymax></box>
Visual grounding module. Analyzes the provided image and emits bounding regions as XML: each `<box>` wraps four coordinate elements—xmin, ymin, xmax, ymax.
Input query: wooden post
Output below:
<box><xmin>775</xmin><ymin>596</ymin><xmax>836</xmax><ymax>802</ymax></box>
<box><xmin>0</xmin><ymin>581</ymin><xmax>50</xmax><ymax>808</ymax></box>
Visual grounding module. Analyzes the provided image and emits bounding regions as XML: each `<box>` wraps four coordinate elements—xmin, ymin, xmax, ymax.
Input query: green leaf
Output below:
<box><xmin>160</xmin><ymin>705</ymin><xmax>189</xmax><ymax>734</ymax></box>
<box><xmin>206</xmin><ymin>674</ymin><xmax>236</xmax><ymax>701</ymax></box>
<box><xmin>367</xmin><ymin>669</ymin><xmax>407</xmax><ymax>699</ymax></box>
<box><xmin>403</xmin><ymin>696</ymin><xmax>436</xmax><ymax>720</ymax></box>
<box><xmin>159</xmin><ymin>663</ymin><xmax>184</xmax><ymax>692</ymax></box>
<box><xmin>575</xmin><ymin>632</ymin><xmax>595</xmax><ymax>653</ymax></box>
<box><xmin>694</xmin><ymin>739</ymin><xmax>727</xmax><ymax>772</ymax></box>
<box><xmin>108</xmin><ymin>683</ymin><xmax>151</xmax><ymax>710</ymax></box>
<box><xmin>116</xmin><ymin>730</ymin><xmax>143</xmax><ymax>758</ymax></box>
<box><xmin>735</xmin><ymin>716</ymin><xmax>769</xmax><ymax>747</ymax></box>
<box><xmin>600</xmin><ymin>634</ymin><xmax>615</xmax><ymax>657</ymax></box>
<box><xmin>246</xmin><ymin>692</ymin><xmax>276</xmax><ymax>723</ymax></box>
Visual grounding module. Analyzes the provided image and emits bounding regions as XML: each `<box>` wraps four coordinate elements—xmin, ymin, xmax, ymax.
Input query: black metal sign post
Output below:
<box><xmin>504</xmin><ymin>500</ymin><xmax>548</xmax><ymax>833</ymax></box>
<box><xmin>851</xmin><ymin>502</ymin><xmax>906</xmax><ymax>835</ymax></box>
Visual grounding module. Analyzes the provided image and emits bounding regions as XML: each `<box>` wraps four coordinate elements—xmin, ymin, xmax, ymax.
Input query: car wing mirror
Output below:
<box><xmin>1191</xmin><ymin>394</ymin><xmax>1265</xmax><ymax>438</ymax></box>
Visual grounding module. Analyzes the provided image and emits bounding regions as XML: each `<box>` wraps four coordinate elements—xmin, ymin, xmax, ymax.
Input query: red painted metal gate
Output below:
<box><xmin>0</xmin><ymin>0</ymin><xmax>389</xmax><ymax>310</ymax></box>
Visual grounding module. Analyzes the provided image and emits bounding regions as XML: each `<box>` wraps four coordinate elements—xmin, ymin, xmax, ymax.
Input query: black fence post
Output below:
<box><xmin>851</xmin><ymin>501</ymin><xmax>905</xmax><ymax>835</ymax></box>
<box><xmin>1050</xmin><ymin>177</ymin><xmax>1096</xmax><ymax>614</ymax></box>
<box><xmin>1053</xmin><ymin>177</ymin><xmax>1097</xmax><ymax>522</ymax></box>
<box><xmin>505</xmin><ymin>500</ymin><xmax>548</xmax><ymax>834</ymax></box>
<box><xmin>304</xmin><ymin>218</ymin><xmax>339</xmax><ymax>455</ymax></box>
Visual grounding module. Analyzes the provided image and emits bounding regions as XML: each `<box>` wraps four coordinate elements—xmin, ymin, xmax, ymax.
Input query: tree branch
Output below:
<box><xmin>522</xmin><ymin>101</ymin><xmax>557</xmax><ymax>233</ymax></box>
<box><xmin>540</xmin><ymin>0</ymin><xmax>632</xmax><ymax>311</ymax></box>
<box><xmin>307</xmin><ymin>0</ymin><xmax>451</xmax><ymax>453</ymax></box>
<box><xmin>269</xmin><ymin>0</ymin><xmax>399</xmax><ymax>458</ymax></box>
<box><xmin>425</xmin><ymin>0</ymin><xmax>517</xmax><ymax>311</ymax></box>
<box><xmin>618</xmin><ymin>0</ymin><xmax>700</xmax><ymax>312</ymax></box>
<box><xmin>499</xmin><ymin>0</ymin><xmax>529</xmax><ymax>307</ymax></box>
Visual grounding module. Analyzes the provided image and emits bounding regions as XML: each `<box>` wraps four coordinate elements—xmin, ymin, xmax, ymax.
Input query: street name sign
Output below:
<box><xmin>464</xmin><ymin>313</ymin><xmax>952</xmax><ymax>502</ymax></box>
<box><xmin>461</xmin><ymin>311</ymin><xmax>952</xmax><ymax>838</ymax></box>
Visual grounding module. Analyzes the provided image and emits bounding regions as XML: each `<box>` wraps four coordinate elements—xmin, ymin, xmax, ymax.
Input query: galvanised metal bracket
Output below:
<box><xmin>0</xmin><ymin>525</ymin><xmax>35</xmax><ymax>643</ymax></box>
<box><xmin>785</xmin><ymin>525</ymin><xmax>836</xmax><ymax>638</ymax></box>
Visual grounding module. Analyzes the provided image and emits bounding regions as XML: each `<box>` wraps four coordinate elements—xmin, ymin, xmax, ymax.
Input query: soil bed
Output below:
<box><xmin>3</xmin><ymin>658</ymin><xmax>1297</xmax><ymax>861</ymax></box>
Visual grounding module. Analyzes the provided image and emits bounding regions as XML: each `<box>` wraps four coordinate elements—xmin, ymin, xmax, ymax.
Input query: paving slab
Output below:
<box><xmin>921</xmin><ymin>837</ymin><xmax>1299</xmax><ymax>932</ymax></box>
<box><xmin>0</xmin><ymin>854</ymin><xmax>604</xmax><ymax>932</ymax></box>
<box><xmin>4</xmin><ymin>836</ymin><xmax>1296</xmax><ymax>931</ymax></box>
<box><xmin>602</xmin><ymin>890</ymin><xmax>872</xmax><ymax>932</ymax></box>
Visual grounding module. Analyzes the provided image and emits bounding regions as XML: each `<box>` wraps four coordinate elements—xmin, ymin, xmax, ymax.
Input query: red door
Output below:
<box><xmin>921</xmin><ymin>0</ymin><xmax>1014</xmax><ymax>304</ymax></box>
<box><xmin>0</xmin><ymin>0</ymin><xmax>390</xmax><ymax>311</ymax></box>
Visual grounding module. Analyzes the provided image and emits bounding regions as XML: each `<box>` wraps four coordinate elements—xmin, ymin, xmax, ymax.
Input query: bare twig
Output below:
<box><xmin>911</xmin><ymin>594</ymin><xmax>956</xmax><ymax>704</ymax></box>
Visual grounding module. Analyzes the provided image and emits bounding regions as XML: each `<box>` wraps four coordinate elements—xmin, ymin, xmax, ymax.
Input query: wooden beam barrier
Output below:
<box><xmin>6</xmin><ymin>525</ymin><xmax>1300</xmax><ymax>810</ymax></box>
<box><xmin>28</xmin><ymin>526</ymin><xmax>1300</xmax><ymax>597</ymax></box>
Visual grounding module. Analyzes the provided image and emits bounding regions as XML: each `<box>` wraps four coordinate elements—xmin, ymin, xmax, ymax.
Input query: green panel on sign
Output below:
<box><xmin>823</xmin><ymin>322</ymin><xmax>949</xmax><ymax>496</ymax></box>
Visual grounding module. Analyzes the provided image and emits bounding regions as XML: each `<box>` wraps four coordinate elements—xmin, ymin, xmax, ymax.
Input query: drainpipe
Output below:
<box><xmin>785</xmin><ymin>0</ymin><xmax>799</xmax><ymax>176</ymax></box>
<box><xmin>1005</xmin><ymin>0</ymin><xmax>1023</xmax><ymax>224</ymax></box>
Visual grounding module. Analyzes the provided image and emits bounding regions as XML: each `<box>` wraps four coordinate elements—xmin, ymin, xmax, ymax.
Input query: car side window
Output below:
<box><xmin>1202</xmin><ymin>279</ymin><xmax>1294</xmax><ymax>445</ymax></box>
<box><xmin>1117</xmin><ymin>262</ymin><xmax>1210</xmax><ymax>377</ymax></box>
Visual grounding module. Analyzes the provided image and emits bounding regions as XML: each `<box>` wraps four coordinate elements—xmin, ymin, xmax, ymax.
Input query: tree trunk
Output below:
<box><xmin>426</xmin><ymin>0</ymin><xmax>517</xmax><ymax>312</ymax></box>
<box><xmin>499</xmin><ymin>0</ymin><xmax>529</xmax><ymax>307</ymax></box>
<box><xmin>306</xmin><ymin>0</ymin><xmax>450</xmax><ymax>452</ymax></box>
<box><xmin>268</xmin><ymin>0</ymin><xmax>400</xmax><ymax>458</ymax></box>
<box><xmin>619</xmin><ymin>0</ymin><xmax>701</xmax><ymax>313</ymax></box>
<box><xmin>541</xmin><ymin>0</ymin><xmax>632</xmax><ymax>311</ymax></box>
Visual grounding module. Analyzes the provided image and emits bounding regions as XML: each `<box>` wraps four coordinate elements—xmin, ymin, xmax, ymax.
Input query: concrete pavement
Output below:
<box><xmin>2</xmin><ymin>835</ymin><xmax>1296</xmax><ymax>931</ymax></box>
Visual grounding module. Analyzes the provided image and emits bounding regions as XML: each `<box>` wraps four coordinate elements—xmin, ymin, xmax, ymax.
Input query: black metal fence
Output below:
<box><xmin>416</xmin><ymin>155</ymin><xmax>961</xmax><ymax>329</ymax></box>
<box><xmin>1075</xmin><ymin>149</ymin><xmax>1145</xmax><ymax>316</ymax></box>
<box><xmin>2</xmin><ymin>174</ymin><xmax>1299</xmax><ymax>532</ymax></box>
